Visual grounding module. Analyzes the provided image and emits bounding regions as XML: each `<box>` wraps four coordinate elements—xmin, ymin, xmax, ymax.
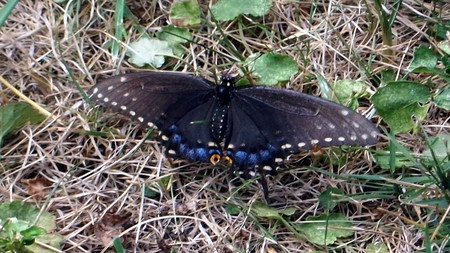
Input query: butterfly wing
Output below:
<box><xmin>163</xmin><ymin>97</ymin><xmax>222</xmax><ymax>162</ymax></box>
<box><xmin>226</xmin><ymin>102</ymin><xmax>283</xmax><ymax>178</ymax></box>
<box><xmin>226</xmin><ymin>85</ymin><xmax>379</xmax><ymax>171</ymax></box>
<box><xmin>89</xmin><ymin>72</ymin><xmax>222</xmax><ymax>161</ymax></box>
<box><xmin>89</xmin><ymin>72</ymin><xmax>216</xmax><ymax>130</ymax></box>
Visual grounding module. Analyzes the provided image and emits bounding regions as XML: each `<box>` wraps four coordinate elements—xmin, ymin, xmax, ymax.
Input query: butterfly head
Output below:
<box><xmin>219</xmin><ymin>75</ymin><xmax>236</xmax><ymax>88</ymax></box>
<box><xmin>215</xmin><ymin>75</ymin><xmax>236</xmax><ymax>105</ymax></box>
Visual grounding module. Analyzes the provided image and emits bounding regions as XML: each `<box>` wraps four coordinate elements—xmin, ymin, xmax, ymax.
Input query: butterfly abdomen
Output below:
<box><xmin>211</xmin><ymin>106</ymin><xmax>229</xmax><ymax>143</ymax></box>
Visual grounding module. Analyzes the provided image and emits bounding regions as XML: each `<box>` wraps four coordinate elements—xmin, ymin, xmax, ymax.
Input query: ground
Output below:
<box><xmin>0</xmin><ymin>0</ymin><xmax>449</xmax><ymax>252</ymax></box>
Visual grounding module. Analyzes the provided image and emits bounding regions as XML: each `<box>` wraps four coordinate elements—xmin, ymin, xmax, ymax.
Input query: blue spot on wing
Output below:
<box><xmin>247</xmin><ymin>153</ymin><xmax>258</xmax><ymax>166</ymax></box>
<box><xmin>195</xmin><ymin>148</ymin><xmax>208</xmax><ymax>161</ymax></box>
<box><xmin>234</xmin><ymin>151</ymin><xmax>248</xmax><ymax>164</ymax></box>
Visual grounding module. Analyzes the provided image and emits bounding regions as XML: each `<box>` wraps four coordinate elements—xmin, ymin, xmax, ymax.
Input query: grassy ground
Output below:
<box><xmin>1</xmin><ymin>0</ymin><xmax>449</xmax><ymax>252</ymax></box>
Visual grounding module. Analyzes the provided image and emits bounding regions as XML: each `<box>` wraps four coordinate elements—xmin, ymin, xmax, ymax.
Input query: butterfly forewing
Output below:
<box><xmin>231</xmin><ymin>85</ymin><xmax>379</xmax><ymax>154</ymax></box>
<box><xmin>89</xmin><ymin>72</ymin><xmax>215</xmax><ymax>131</ymax></box>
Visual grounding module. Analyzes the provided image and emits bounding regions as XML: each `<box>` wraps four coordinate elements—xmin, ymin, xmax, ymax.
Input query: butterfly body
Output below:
<box><xmin>89</xmin><ymin>72</ymin><xmax>379</xmax><ymax>196</ymax></box>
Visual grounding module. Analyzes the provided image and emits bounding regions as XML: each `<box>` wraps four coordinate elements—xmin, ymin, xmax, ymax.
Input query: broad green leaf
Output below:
<box><xmin>330</xmin><ymin>79</ymin><xmax>367</xmax><ymax>109</ymax></box>
<box><xmin>0</xmin><ymin>201</ymin><xmax>55</xmax><ymax>232</ymax></box>
<box><xmin>211</xmin><ymin>0</ymin><xmax>272</xmax><ymax>21</ymax></box>
<box><xmin>366</xmin><ymin>242</ymin><xmax>389</xmax><ymax>253</ymax></box>
<box><xmin>381</xmin><ymin>68</ymin><xmax>396</xmax><ymax>84</ymax></box>
<box><xmin>296</xmin><ymin>213</ymin><xmax>353</xmax><ymax>245</ymax></box>
<box><xmin>20</xmin><ymin>226</ymin><xmax>46</xmax><ymax>241</ymax></box>
<box><xmin>252</xmin><ymin>201</ymin><xmax>297</xmax><ymax>219</ymax></box>
<box><xmin>0</xmin><ymin>201</ymin><xmax>62</xmax><ymax>252</ymax></box>
<box><xmin>2</xmin><ymin>218</ymin><xmax>31</xmax><ymax>236</ymax></box>
<box><xmin>127</xmin><ymin>38</ymin><xmax>174</xmax><ymax>67</ymax></box>
<box><xmin>374</xmin><ymin>152</ymin><xmax>417</xmax><ymax>170</ymax></box>
<box><xmin>170</xmin><ymin>0</ymin><xmax>201</xmax><ymax>26</ymax></box>
<box><xmin>253</xmin><ymin>53</ymin><xmax>298</xmax><ymax>85</ymax></box>
<box><xmin>443</xmin><ymin>55</ymin><xmax>450</xmax><ymax>69</ymax></box>
<box><xmin>439</xmin><ymin>40</ymin><xmax>450</xmax><ymax>56</ymax></box>
<box><xmin>407</xmin><ymin>45</ymin><xmax>438</xmax><ymax>72</ymax></box>
<box><xmin>235</xmin><ymin>78</ymin><xmax>250</xmax><ymax>87</ymax></box>
<box><xmin>435</xmin><ymin>87</ymin><xmax>450</xmax><ymax>110</ymax></box>
<box><xmin>431</xmin><ymin>22</ymin><xmax>450</xmax><ymax>40</ymax></box>
<box><xmin>0</xmin><ymin>102</ymin><xmax>45</xmax><ymax>147</ymax></box>
<box><xmin>157</xmin><ymin>25</ymin><xmax>192</xmax><ymax>56</ymax></box>
<box><xmin>225</xmin><ymin>204</ymin><xmax>241</xmax><ymax>215</ymax></box>
<box><xmin>319</xmin><ymin>188</ymin><xmax>344</xmax><ymax>211</ymax></box>
<box><xmin>372</xmin><ymin>81</ymin><xmax>430</xmax><ymax>134</ymax></box>
<box><xmin>25</xmin><ymin>233</ymin><xmax>63</xmax><ymax>253</ymax></box>
<box><xmin>157</xmin><ymin>25</ymin><xmax>192</xmax><ymax>44</ymax></box>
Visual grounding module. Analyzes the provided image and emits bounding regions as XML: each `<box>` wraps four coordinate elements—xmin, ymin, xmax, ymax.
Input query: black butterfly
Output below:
<box><xmin>88</xmin><ymin>72</ymin><xmax>379</xmax><ymax>197</ymax></box>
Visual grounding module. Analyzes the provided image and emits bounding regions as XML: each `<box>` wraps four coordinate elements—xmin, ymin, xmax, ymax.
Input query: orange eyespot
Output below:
<box><xmin>210</xmin><ymin>154</ymin><xmax>221</xmax><ymax>164</ymax></box>
<box><xmin>224</xmin><ymin>155</ymin><xmax>233</xmax><ymax>164</ymax></box>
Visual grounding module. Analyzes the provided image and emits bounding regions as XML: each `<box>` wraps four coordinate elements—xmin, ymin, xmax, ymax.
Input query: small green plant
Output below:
<box><xmin>0</xmin><ymin>201</ymin><xmax>62</xmax><ymax>253</ymax></box>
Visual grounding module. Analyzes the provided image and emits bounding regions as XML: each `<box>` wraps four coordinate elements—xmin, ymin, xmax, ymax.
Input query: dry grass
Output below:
<box><xmin>0</xmin><ymin>0</ymin><xmax>449</xmax><ymax>252</ymax></box>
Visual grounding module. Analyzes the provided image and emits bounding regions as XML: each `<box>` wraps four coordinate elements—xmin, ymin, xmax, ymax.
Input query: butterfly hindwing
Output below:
<box><xmin>225</xmin><ymin>101</ymin><xmax>282</xmax><ymax>178</ymax></box>
<box><xmin>163</xmin><ymin>98</ymin><xmax>221</xmax><ymax>162</ymax></box>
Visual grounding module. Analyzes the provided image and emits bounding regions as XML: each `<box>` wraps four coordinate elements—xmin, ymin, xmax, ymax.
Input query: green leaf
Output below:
<box><xmin>407</xmin><ymin>45</ymin><xmax>438</xmax><ymax>72</ymax></box>
<box><xmin>423</xmin><ymin>133</ymin><xmax>450</xmax><ymax>163</ymax></box>
<box><xmin>20</xmin><ymin>226</ymin><xmax>46</xmax><ymax>240</ymax></box>
<box><xmin>372</xmin><ymin>81</ymin><xmax>430</xmax><ymax>134</ymax></box>
<box><xmin>431</xmin><ymin>22</ymin><xmax>450</xmax><ymax>40</ymax></box>
<box><xmin>319</xmin><ymin>188</ymin><xmax>344</xmax><ymax>211</ymax></box>
<box><xmin>439</xmin><ymin>40</ymin><xmax>450</xmax><ymax>56</ymax></box>
<box><xmin>315</xmin><ymin>73</ymin><xmax>332</xmax><ymax>100</ymax></box>
<box><xmin>0</xmin><ymin>201</ymin><xmax>62</xmax><ymax>252</ymax></box>
<box><xmin>381</xmin><ymin>68</ymin><xmax>396</xmax><ymax>84</ymax></box>
<box><xmin>157</xmin><ymin>25</ymin><xmax>192</xmax><ymax>56</ymax></box>
<box><xmin>235</xmin><ymin>78</ymin><xmax>250</xmax><ymax>87</ymax></box>
<box><xmin>211</xmin><ymin>0</ymin><xmax>272</xmax><ymax>21</ymax></box>
<box><xmin>366</xmin><ymin>242</ymin><xmax>390</xmax><ymax>253</ymax></box>
<box><xmin>374</xmin><ymin>151</ymin><xmax>417</xmax><ymax>170</ymax></box>
<box><xmin>170</xmin><ymin>0</ymin><xmax>201</xmax><ymax>26</ymax></box>
<box><xmin>253</xmin><ymin>53</ymin><xmax>298</xmax><ymax>85</ymax></box>
<box><xmin>113</xmin><ymin>237</ymin><xmax>125</xmax><ymax>253</ymax></box>
<box><xmin>252</xmin><ymin>201</ymin><xmax>297</xmax><ymax>219</ymax></box>
<box><xmin>144</xmin><ymin>185</ymin><xmax>159</xmax><ymax>198</ymax></box>
<box><xmin>0</xmin><ymin>102</ymin><xmax>46</xmax><ymax>147</ymax></box>
<box><xmin>296</xmin><ymin>213</ymin><xmax>353</xmax><ymax>245</ymax></box>
<box><xmin>435</xmin><ymin>87</ymin><xmax>450</xmax><ymax>110</ymax></box>
<box><xmin>330</xmin><ymin>79</ymin><xmax>367</xmax><ymax>109</ymax></box>
<box><xmin>157</xmin><ymin>25</ymin><xmax>192</xmax><ymax>44</ymax></box>
<box><xmin>224</xmin><ymin>204</ymin><xmax>241</xmax><ymax>215</ymax></box>
<box><xmin>127</xmin><ymin>38</ymin><xmax>174</xmax><ymax>68</ymax></box>
<box><xmin>2</xmin><ymin>218</ymin><xmax>30</xmax><ymax>238</ymax></box>
<box><xmin>111</xmin><ymin>0</ymin><xmax>125</xmax><ymax>58</ymax></box>
<box><xmin>0</xmin><ymin>0</ymin><xmax>20</xmax><ymax>27</ymax></box>
<box><xmin>0</xmin><ymin>201</ymin><xmax>55</xmax><ymax>232</ymax></box>
<box><xmin>20</xmin><ymin>226</ymin><xmax>46</xmax><ymax>246</ymax></box>
<box><xmin>25</xmin><ymin>233</ymin><xmax>63</xmax><ymax>253</ymax></box>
